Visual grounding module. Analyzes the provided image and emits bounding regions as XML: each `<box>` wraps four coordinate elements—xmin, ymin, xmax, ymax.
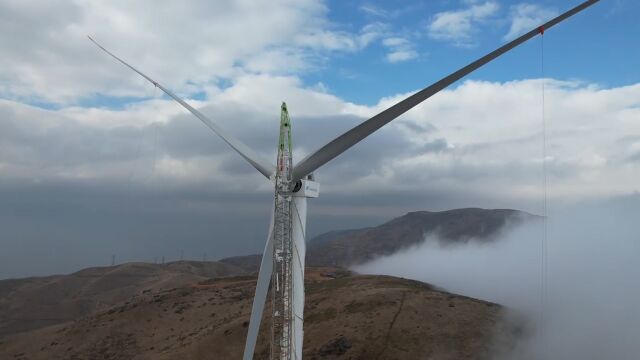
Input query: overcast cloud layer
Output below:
<box><xmin>2</xmin><ymin>77</ymin><xmax>639</xmax><ymax>278</ymax></box>
<box><xmin>0</xmin><ymin>0</ymin><xmax>638</xmax><ymax>278</ymax></box>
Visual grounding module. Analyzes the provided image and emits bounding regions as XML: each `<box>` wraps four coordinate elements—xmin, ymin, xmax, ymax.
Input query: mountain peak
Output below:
<box><xmin>307</xmin><ymin>208</ymin><xmax>538</xmax><ymax>267</ymax></box>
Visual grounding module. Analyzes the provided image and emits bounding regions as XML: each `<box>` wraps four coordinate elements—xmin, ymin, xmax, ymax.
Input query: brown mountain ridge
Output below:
<box><xmin>0</xmin><ymin>208</ymin><xmax>535</xmax><ymax>358</ymax></box>
<box><xmin>0</xmin><ymin>268</ymin><xmax>522</xmax><ymax>359</ymax></box>
<box><xmin>0</xmin><ymin>261</ymin><xmax>245</xmax><ymax>337</ymax></box>
<box><xmin>222</xmin><ymin>208</ymin><xmax>537</xmax><ymax>271</ymax></box>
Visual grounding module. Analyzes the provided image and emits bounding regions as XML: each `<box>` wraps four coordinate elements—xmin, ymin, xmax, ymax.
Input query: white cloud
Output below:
<box><xmin>354</xmin><ymin>197</ymin><xmax>640</xmax><ymax>359</ymax></box>
<box><xmin>337</xmin><ymin>79</ymin><xmax>640</xmax><ymax>206</ymax></box>
<box><xmin>382</xmin><ymin>37</ymin><xmax>418</xmax><ymax>63</ymax></box>
<box><xmin>386</xmin><ymin>50</ymin><xmax>419</xmax><ymax>63</ymax></box>
<box><xmin>0</xmin><ymin>0</ymin><xmax>636</xmax><ymax>282</ymax></box>
<box><xmin>504</xmin><ymin>4</ymin><xmax>558</xmax><ymax>40</ymax></box>
<box><xmin>0</xmin><ymin>0</ymin><xmax>638</xmax><ymax>221</ymax></box>
<box><xmin>2</xmin><ymin>76</ymin><xmax>640</xmax><ymax>210</ymax></box>
<box><xmin>242</xmin><ymin>48</ymin><xmax>310</xmax><ymax>74</ymax></box>
<box><xmin>382</xmin><ymin>37</ymin><xmax>409</xmax><ymax>47</ymax></box>
<box><xmin>359</xmin><ymin>3</ymin><xmax>421</xmax><ymax>19</ymax></box>
<box><xmin>359</xmin><ymin>4</ymin><xmax>389</xmax><ymax>18</ymax></box>
<box><xmin>0</xmin><ymin>0</ymin><xmax>378</xmax><ymax>105</ymax></box>
<box><xmin>428</xmin><ymin>1</ymin><xmax>500</xmax><ymax>46</ymax></box>
<box><xmin>294</xmin><ymin>21</ymin><xmax>386</xmax><ymax>53</ymax></box>
<box><xmin>2</xmin><ymin>66</ymin><xmax>640</xmax><ymax>278</ymax></box>
<box><xmin>358</xmin><ymin>22</ymin><xmax>390</xmax><ymax>49</ymax></box>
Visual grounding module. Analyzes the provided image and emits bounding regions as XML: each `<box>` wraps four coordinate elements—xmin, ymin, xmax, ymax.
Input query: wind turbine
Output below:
<box><xmin>89</xmin><ymin>1</ymin><xmax>599</xmax><ymax>358</ymax></box>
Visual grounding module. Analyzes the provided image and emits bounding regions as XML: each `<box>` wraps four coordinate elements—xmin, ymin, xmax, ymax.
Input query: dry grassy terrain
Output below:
<box><xmin>0</xmin><ymin>268</ymin><xmax>521</xmax><ymax>359</ymax></box>
<box><xmin>0</xmin><ymin>208</ymin><xmax>533</xmax><ymax>358</ymax></box>
<box><xmin>0</xmin><ymin>261</ymin><xmax>245</xmax><ymax>337</ymax></box>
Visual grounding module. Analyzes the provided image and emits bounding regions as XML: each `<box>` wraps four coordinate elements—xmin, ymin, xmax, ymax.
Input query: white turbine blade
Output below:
<box><xmin>243</xmin><ymin>207</ymin><xmax>275</xmax><ymax>360</ymax></box>
<box><xmin>291</xmin><ymin>0</ymin><xmax>600</xmax><ymax>182</ymax></box>
<box><xmin>88</xmin><ymin>36</ymin><xmax>276</xmax><ymax>179</ymax></box>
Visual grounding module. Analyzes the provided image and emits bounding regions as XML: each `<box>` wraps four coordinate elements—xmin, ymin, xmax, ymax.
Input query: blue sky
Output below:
<box><xmin>63</xmin><ymin>0</ymin><xmax>637</xmax><ymax>110</ymax></box>
<box><xmin>4</xmin><ymin>1</ymin><xmax>637</xmax><ymax>109</ymax></box>
<box><xmin>301</xmin><ymin>0</ymin><xmax>639</xmax><ymax>105</ymax></box>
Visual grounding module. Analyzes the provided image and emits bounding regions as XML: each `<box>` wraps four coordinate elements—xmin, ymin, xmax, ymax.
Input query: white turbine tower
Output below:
<box><xmin>90</xmin><ymin>1</ymin><xmax>598</xmax><ymax>358</ymax></box>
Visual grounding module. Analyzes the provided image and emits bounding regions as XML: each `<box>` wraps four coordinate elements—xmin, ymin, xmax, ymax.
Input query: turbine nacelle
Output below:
<box><xmin>292</xmin><ymin>179</ymin><xmax>320</xmax><ymax>198</ymax></box>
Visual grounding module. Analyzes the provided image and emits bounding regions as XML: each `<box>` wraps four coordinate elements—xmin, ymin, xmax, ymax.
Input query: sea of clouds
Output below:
<box><xmin>355</xmin><ymin>195</ymin><xmax>640</xmax><ymax>359</ymax></box>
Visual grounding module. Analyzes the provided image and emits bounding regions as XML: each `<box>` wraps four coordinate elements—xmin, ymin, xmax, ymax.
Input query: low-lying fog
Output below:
<box><xmin>354</xmin><ymin>195</ymin><xmax>640</xmax><ymax>360</ymax></box>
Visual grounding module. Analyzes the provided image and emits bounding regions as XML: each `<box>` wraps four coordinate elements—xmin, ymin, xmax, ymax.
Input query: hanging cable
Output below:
<box><xmin>539</xmin><ymin>26</ymin><xmax>549</xmax><ymax>357</ymax></box>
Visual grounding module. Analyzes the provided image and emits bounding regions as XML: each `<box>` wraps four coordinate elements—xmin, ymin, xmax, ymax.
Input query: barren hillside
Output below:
<box><xmin>221</xmin><ymin>208</ymin><xmax>538</xmax><ymax>271</ymax></box>
<box><xmin>0</xmin><ymin>268</ymin><xmax>521</xmax><ymax>359</ymax></box>
<box><xmin>0</xmin><ymin>261</ymin><xmax>244</xmax><ymax>337</ymax></box>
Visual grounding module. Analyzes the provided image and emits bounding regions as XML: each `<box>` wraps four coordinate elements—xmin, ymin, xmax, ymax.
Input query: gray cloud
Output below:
<box><xmin>0</xmin><ymin>180</ymin><xmax>272</xmax><ymax>278</ymax></box>
<box><xmin>1</xmin><ymin>75</ymin><xmax>639</xmax><ymax>278</ymax></box>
